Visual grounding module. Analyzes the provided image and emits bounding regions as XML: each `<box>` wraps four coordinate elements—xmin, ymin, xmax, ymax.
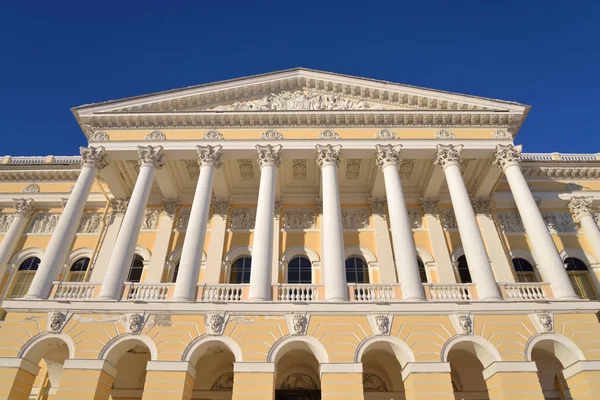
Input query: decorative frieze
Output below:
<box><xmin>293</xmin><ymin>159</ymin><xmax>307</xmax><ymax>179</ymax></box>
<box><xmin>496</xmin><ymin>212</ymin><xmax>525</xmax><ymax>233</ymax></box>
<box><xmin>237</xmin><ymin>159</ymin><xmax>255</xmax><ymax>180</ymax></box>
<box><xmin>493</xmin><ymin>130</ymin><xmax>513</xmax><ymax>139</ymax></box>
<box><xmin>0</xmin><ymin>214</ymin><xmax>14</xmax><ymax>233</ymax></box>
<box><xmin>145</xmin><ymin>130</ymin><xmax>166</xmax><ymax>141</ymax></box>
<box><xmin>111</xmin><ymin>199</ymin><xmax>129</xmax><ymax>214</ymax></box>
<box><xmin>89</xmin><ymin>131</ymin><xmax>109</xmax><ymax>141</ymax></box>
<box><xmin>440</xmin><ymin>208</ymin><xmax>457</xmax><ymax>229</ymax></box>
<box><xmin>472</xmin><ymin>198</ymin><xmax>493</xmax><ymax>215</ymax></box>
<box><xmin>230</xmin><ymin>208</ymin><xmax>256</xmax><ymax>230</ymax></box>
<box><xmin>497</xmin><ymin>211</ymin><xmax>579</xmax><ymax>233</ymax></box>
<box><xmin>341</xmin><ymin>209</ymin><xmax>370</xmax><ymax>229</ymax></box>
<box><xmin>77</xmin><ymin>213</ymin><xmax>103</xmax><ymax>233</ymax></box>
<box><xmin>141</xmin><ymin>209</ymin><xmax>160</xmax><ymax>230</ymax></box>
<box><xmin>523</xmin><ymin>166</ymin><xmax>600</xmax><ymax>180</ymax></box>
<box><xmin>319</xmin><ymin>129</ymin><xmax>340</xmax><ymax>140</ymax></box>
<box><xmin>283</xmin><ymin>209</ymin><xmax>317</xmax><ymax>230</ymax></box>
<box><xmin>408</xmin><ymin>208</ymin><xmax>423</xmax><ymax>229</ymax></box>
<box><xmin>345</xmin><ymin>159</ymin><xmax>361</xmax><ymax>179</ymax></box>
<box><xmin>22</xmin><ymin>183</ymin><xmax>40</xmax><ymax>194</ymax></box>
<box><xmin>376</xmin><ymin>129</ymin><xmax>397</xmax><ymax>139</ymax></box>
<box><xmin>177</xmin><ymin>209</ymin><xmax>191</xmax><ymax>230</ymax></box>
<box><xmin>212</xmin><ymin>201</ymin><xmax>231</xmax><ymax>216</ymax></box>
<box><xmin>435</xmin><ymin>130</ymin><xmax>455</xmax><ymax>139</ymax></box>
<box><xmin>28</xmin><ymin>213</ymin><xmax>60</xmax><ymax>234</ymax></box>
<box><xmin>260</xmin><ymin>129</ymin><xmax>284</xmax><ymax>140</ymax></box>
<box><xmin>202</xmin><ymin>130</ymin><xmax>223</xmax><ymax>140</ymax></box>
<box><xmin>369</xmin><ymin>200</ymin><xmax>386</xmax><ymax>215</ymax></box>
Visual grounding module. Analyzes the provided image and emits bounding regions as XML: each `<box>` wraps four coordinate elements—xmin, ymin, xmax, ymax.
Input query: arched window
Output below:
<box><xmin>565</xmin><ymin>257</ymin><xmax>597</xmax><ymax>300</ymax></box>
<box><xmin>127</xmin><ymin>255</ymin><xmax>145</xmax><ymax>283</ymax></box>
<box><xmin>230</xmin><ymin>256</ymin><xmax>252</xmax><ymax>284</ymax></box>
<box><xmin>68</xmin><ymin>257</ymin><xmax>90</xmax><ymax>282</ymax></box>
<box><xmin>345</xmin><ymin>257</ymin><xmax>369</xmax><ymax>284</ymax></box>
<box><xmin>456</xmin><ymin>255</ymin><xmax>472</xmax><ymax>284</ymax></box>
<box><xmin>171</xmin><ymin>262</ymin><xmax>180</xmax><ymax>283</ymax></box>
<box><xmin>512</xmin><ymin>258</ymin><xmax>538</xmax><ymax>283</ymax></box>
<box><xmin>9</xmin><ymin>257</ymin><xmax>41</xmax><ymax>298</ymax></box>
<box><xmin>288</xmin><ymin>256</ymin><xmax>312</xmax><ymax>284</ymax></box>
<box><xmin>417</xmin><ymin>258</ymin><xmax>428</xmax><ymax>283</ymax></box>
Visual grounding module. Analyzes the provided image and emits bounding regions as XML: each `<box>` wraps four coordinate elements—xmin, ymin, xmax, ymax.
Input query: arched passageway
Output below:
<box><xmin>361</xmin><ymin>343</ymin><xmax>405</xmax><ymax>399</ymax></box>
<box><xmin>102</xmin><ymin>337</ymin><xmax>153</xmax><ymax>399</ymax></box>
<box><xmin>189</xmin><ymin>341</ymin><xmax>235</xmax><ymax>399</ymax></box>
<box><xmin>273</xmin><ymin>340</ymin><xmax>322</xmax><ymax>400</ymax></box>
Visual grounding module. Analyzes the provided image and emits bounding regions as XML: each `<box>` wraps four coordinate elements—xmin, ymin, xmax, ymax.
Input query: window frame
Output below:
<box><xmin>287</xmin><ymin>256</ymin><xmax>313</xmax><ymax>284</ymax></box>
<box><xmin>345</xmin><ymin>256</ymin><xmax>370</xmax><ymax>284</ymax></box>
<box><xmin>230</xmin><ymin>256</ymin><xmax>252</xmax><ymax>284</ymax></box>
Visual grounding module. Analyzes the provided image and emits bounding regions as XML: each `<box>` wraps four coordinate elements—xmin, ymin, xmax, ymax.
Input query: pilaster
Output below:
<box><xmin>369</xmin><ymin>200</ymin><xmax>396</xmax><ymax>283</ymax></box>
<box><xmin>89</xmin><ymin>199</ymin><xmax>127</xmax><ymax>283</ymax></box>
<box><xmin>204</xmin><ymin>200</ymin><xmax>230</xmax><ymax>284</ymax></box>
<box><xmin>320</xmin><ymin>363</ymin><xmax>364</xmax><ymax>400</ymax></box>
<box><xmin>421</xmin><ymin>199</ymin><xmax>456</xmax><ymax>283</ymax></box>
<box><xmin>482</xmin><ymin>362</ymin><xmax>544</xmax><ymax>400</ymax></box>
<box><xmin>401</xmin><ymin>362</ymin><xmax>455</xmax><ymax>400</ymax></box>
<box><xmin>145</xmin><ymin>199</ymin><xmax>179</xmax><ymax>283</ymax></box>
<box><xmin>55</xmin><ymin>359</ymin><xmax>116</xmax><ymax>400</ymax></box>
<box><xmin>232</xmin><ymin>362</ymin><xmax>275</xmax><ymax>400</ymax></box>
<box><xmin>142</xmin><ymin>361</ymin><xmax>195</xmax><ymax>400</ymax></box>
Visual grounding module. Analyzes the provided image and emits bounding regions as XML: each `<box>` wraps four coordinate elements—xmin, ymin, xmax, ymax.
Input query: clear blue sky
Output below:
<box><xmin>1</xmin><ymin>0</ymin><xmax>598</xmax><ymax>156</ymax></box>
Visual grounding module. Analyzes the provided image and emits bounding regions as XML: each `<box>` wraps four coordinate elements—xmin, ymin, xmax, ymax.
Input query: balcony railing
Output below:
<box><xmin>43</xmin><ymin>281</ymin><xmax>556</xmax><ymax>303</ymax></box>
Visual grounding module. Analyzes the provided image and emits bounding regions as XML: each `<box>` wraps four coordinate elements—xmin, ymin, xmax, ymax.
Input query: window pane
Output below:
<box><xmin>127</xmin><ymin>255</ymin><xmax>144</xmax><ymax>282</ymax></box>
<box><xmin>71</xmin><ymin>257</ymin><xmax>90</xmax><ymax>272</ymax></box>
<box><xmin>345</xmin><ymin>257</ymin><xmax>368</xmax><ymax>284</ymax></box>
<box><xmin>231</xmin><ymin>257</ymin><xmax>252</xmax><ymax>284</ymax></box>
<box><xmin>512</xmin><ymin>258</ymin><xmax>534</xmax><ymax>272</ymax></box>
<box><xmin>418</xmin><ymin>259</ymin><xmax>427</xmax><ymax>283</ymax></box>
<box><xmin>457</xmin><ymin>256</ymin><xmax>472</xmax><ymax>283</ymax></box>
<box><xmin>565</xmin><ymin>258</ymin><xmax>588</xmax><ymax>271</ymax></box>
<box><xmin>172</xmin><ymin>262</ymin><xmax>180</xmax><ymax>283</ymax></box>
<box><xmin>19</xmin><ymin>257</ymin><xmax>40</xmax><ymax>271</ymax></box>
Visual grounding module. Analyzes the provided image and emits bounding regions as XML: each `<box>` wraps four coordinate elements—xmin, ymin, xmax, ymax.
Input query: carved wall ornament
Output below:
<box><xmin>22</xmin><ymin>184</ymin><xmax>40</xmax><ymax>194</ymax></box>
<box><xmin>48</xmin><ymin>311</ymin><xmax>65</xmax><ymax>332</ymax></box>
<box><xmin>14</xmin><ymin>198</ymin><xmax>36</xmax><ymax>217</ymax></box>
<box><xmin>61</xmin><ymin>198</ymin><xmax>69</xmax><ymax>209</ymax></box>
<box><xmin>77</xmin><ymin>213</ymin><xmax>103</xmax><ymax>233</ymax></box>
<box><xmin>316</xmin><ymin>144</ymin><xmax>342</xmax><ymax>168</ymax></box>
<box><xmin>436</xmin><ymin>130</ymin><xmax>456</xmax><ymax>139</ymax></box>
<box><xmin>496</xmin><ymin>212</ymin><xmax>525</xmax><ymax>233</ymax></box>
<box><xmin>376</xmin><ymin>129</ymin><xmax>398</xmax><ymax>139</ymax></box>
<box><xmin>283</xmin><ymin>209</ymin><xmax>317</xmax><ymax>230</ymax></box>
<box><xmin>184</xmin><ymin>160</ymin><xmax>200</xmax><ymax>180</ymax></box>
<box><xmin>141</xmin><ymin>209</ymin><xmax>160</xmax><ymax>230</ymax></box>
<box><xmin>197</xmin><ymin>145</ymin><xmax>223</xmax><ymax>168</ymax></box>
<box><xmin>260</xmin><ymin>129</ymin><xmax>284</xmax><ymax>140</ymax></box>
<box><xmin>0</xmin><ymin>214</ymin><xmax>14</xmax><ymax>233</ymax></box>
<box><xmin>112</xmin><ymin>199</ymin><xmax>129</xmax><ymax>214</ymax></box>
<box><xmin>493</xmin><ymin>130</ymin><xmax>513</xmax><ymax>139</ymax></box>
<box><xmin>375</xmin><ymin>144</ymin><xmax>401</xmax><ymax>169</ymax></box>
<box><xmin>369</xmin><ymin>200</ymin><xmax>387</xmax><ymax>215</ymax></box>
<box><xmin>212</xmin><ymin>201</ymin><xmax>231</xmax><ymax>216</ymax></box>
<box><xmin>458</xmin><ymin>315</ymin><xmax>472</xmax><ymax>334</ymax></box>
<box><xmin>345</xmin><ymin>158</ymin><xmax>362</xmax><ymax>179</ymax></box>
<box><xmin>293</xmin><ymin>159</ymin><xmax>307</xmax><ymax>179</ymax></box>
<box><xmin>565</xmin><ymin>183</ymin><xmax>584</xmax><ymax>192</ymax></box>
<box><xmin>256</xmin><ymin>144</ymin><xmax>282</xmax><ymax>168</ymax></box>
<box><xmin>177</xmin><ymin>209</ymin><xmax>191</xmax><ymax>229</ymax></box>
<box><xmin>399</xmin><ymin>159</ymin><xmax>416</xmax><ymax>179</ymax></box>
<box><xmin>203</xmin><ymin>130</ymin><xmax>224</xmax><ymax>140</ymax></box>
<box><xmin>523</xmin><ymin>166</ymin><xmax>600</xmax><ymax>180</ymax></box>
<box><xmin>472</xmin><ymin>198</ymin><xmax>493</xmax><ymax>215</ymax></box>
<box><xmin>80</xmin><ymin>146</ymin><xmax>108</xmax><ymax>170</ymax></box>
<box><xmin>434</xmin><ymin>144</ymin><xmax>462</xmax><ymax>169</ymax></box>
<box><xmin>206</xmin><ymin>313</ymin><xmax>226</xmax><ymax>335</ymax></box>
<box><xmin>89</xmin><ymin>131</ymin><xmax>109</xmax><ymax>141</ymax></box>
<box><xmin>493</xmin><ymin>144</ymin><xmax>522</xmax><ymax>170</ymax></box>
<box><xmin>408</xmin><ymin>208</ymin><xmax>423</xmax><ymax>229</ymax></box>
<box><xmin>127</xmin><ymin>313</ymin><xmax>144</xmax><ymax>334</ymax></box>
<box><xmin>341</xmin><ymin>209</ymin><xmax>370</xmax><ymax>229</ymax></box>
<box><xmin>145</xmin><ymin>130</ymin><xmax>166</xmax><ymax>141</ymax></box>
<box><xmin>237</xmin><ymin>159</ymin><xmax>255</xmax><ymax>180</ymax></box>
<box><xmin>208</xmin><ymin>89</ymin><xmax>379</xmax><ymax>111</ymax></box>
<box><xmin>542</xmin><ymin>212</ymin><xmax>578</xmax><ymax>233</ymax></box>
<box><xmin>538</xmin><ymin>313</ymin><xmax>553</xmax><ymax>332</ymax></box>
<box><xmin>421</xmin><ymin>199</ymin><xmax>440</xmax><ymax>215</ymax></box>
<box><xmin>162</xmin><ymin>199</ymin><xmax>180</xmax><ymax>218</ymax></box>
<box><xmin>211</xmin><ymin>372</ymin><xmax>234</xmax><ymax>391</ymax></box>
<box><xmin>281</xmin><ymin>373</ymin><xmax>319</xmax><ymax>390</ymax></box>
<box><xmin>230</xmin><ymin>208</ymin><xmax>256</xmax><ymax>230</ymax></box>
<box><xmin>363</xmin><ymin>373</ymin><xmax>388</xmax><ymax>392</ymax></box>
<box><xmin>275</xmin><ymin>201</ymin><xmax>284</xmax><ymax>215</ymax></box>
<box><xmin>28</xmin><ymin>213</ymin><xmax>60</xmax><ymax>234</ymax></box>
<box><xmin>315</xmin><ymin>199</ymin><xmax>323</xmax><ymax>214</ymax></box>
<box><xmin>375</xmin><ymin>315</ymin><xmax>389</xmax><ymax>334</ymax></box>
<box><xmin>440</xmin><ymin>209</ymin><xmax>457</xmax><ymax>229</ymax></box>
<box><xmin>137</xmin><ymin>145</ymin><xmax>165</xmax><ymax>168</ymax></box>
<box><xmin>568</xmin><ymin>196</ymin><xmax>593</xmax><ymax>222</ymax></box>
<box><xmin>319</xmin><ymin>129</ymin><xmax>340</xmax><ymax>140</ymax></box>
<box><xmin>292</xmin><ymin>314</ymin><xmax>307</xmax><ymax>334</ymax></box>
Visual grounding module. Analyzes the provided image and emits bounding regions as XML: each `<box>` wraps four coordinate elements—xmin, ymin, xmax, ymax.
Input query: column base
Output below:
<box><xmin>479</xmin><ymin>295</ymin><xmax>504</xmax><ymax>301</ymax></box>
<box><xmin>325</xmin><ymin>297</ymin><xmax>349</xmax><ymax>302</ymax></box>
<box><xmin>556</xmin><ymin>295</ymin><xmax>582</xmax><ymax>301</ymax></box>
<box><xmin>248</xmin><ymin>297</ymin><xmax>272</xmax><ymax>302</ymax></box>
<box><xmin>95</xmin><ymin>296</ymin><xmax>119</xmax><ymax>301</ymax></box>
<box><xmin>22</xmin><ymin>295</ymin><xmax>44</xmax><ymax>300</ymax></box>
<box><xmin>402</xmin><ymin>296</ymin><xmax>426</xmax><ymax>302</ymax></box>
<box><xmin>171</xmin><ymin>297</ymin><xmax>195</xmax><ymax>302</ymax></box>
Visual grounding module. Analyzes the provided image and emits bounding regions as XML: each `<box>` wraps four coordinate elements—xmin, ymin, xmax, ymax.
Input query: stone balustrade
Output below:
<box><xmin>351</xmin><ymin>284</ymin><xmax>398</xmax><ymax>302</ymax></box>
<box><xmin>277</xmin><ymin>284</ymin><xmax>321</xmax><ymax>302</ymax></box>
<box><xmin>51</xmin><ymin>281</ymin><xmax>99</xmax><ymax>300</ymax></box>
<box><xmin>500</xmin><ymin>282</ymin><xmax>551</xmax><ymax>301</ymax></box>
<box><xmin>425</xmin><ymin>283</ymin><xmax>476</xmax><ymax>301</ymax></box>
<box><xmin>124</xmin><ymin>283</ymin><xmax>173</xmax><ymax>301</ymax></box>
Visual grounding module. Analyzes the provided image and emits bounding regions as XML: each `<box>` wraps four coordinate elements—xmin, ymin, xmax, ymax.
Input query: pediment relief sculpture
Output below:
<box><xmin>28</xmin><ymin>213</ymin><xmax>60</xmax><ymax>234</ymax></box>
<box><xmin>341</xmin><ymin>209</ymin><xmax>370</xmax><ymax>229</ymax></box>
<box><xmin>283</xmin><ymin>209</ymin><xmax>317</xmax><ymax>230</ymax></box>
<box><xmin>230</xmin><ymin>208</ymin><xmax>256</xmax><ymax>230</ymax></box>
<box><xmin>0</xmin><ymin>213</ymin><xmax>15</xmax><ymax>233</ymax></box>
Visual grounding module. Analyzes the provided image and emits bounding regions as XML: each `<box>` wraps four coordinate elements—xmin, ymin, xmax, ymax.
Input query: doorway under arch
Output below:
<box><xmin>273</xmin><ymin>340</ymin><xmax>322</xmax><ymax>400</ymax></box>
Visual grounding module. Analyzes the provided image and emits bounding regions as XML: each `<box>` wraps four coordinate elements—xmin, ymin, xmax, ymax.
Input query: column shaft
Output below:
<box><xmin>317</xmin><ymin>144</ymin><xmax>347</xmax><ymax>301</ymax></box>
<box><xmin>145</xmin><ymin>200</ymin><xmax>178</xmax><ymax>283</ymax></box>
<box><xmin>436</xmin><ymin>145</ymin><xmax>502</xmax><ymax>300</ymax></box>
<box><xmin>27</xmin><ymin>147</ymin><xmax>107</xmax><ymax>299</ymax></box>
<box><xmin>0</xmin><ymin>200</ymin><xmax>34</xmax><ymax>278</ymax></box>
<box><xmin>249</xmin><ymin>145</ymin><xmax>280</xmax><ymax>301</ymax></box>
<box><xmin>99</xmin><ymin>146</ymin><xmax>163</xmax><ymax>300</ymax></box>
<box><xmin>378</xmin><ymin>145</ymin><xmax>425</xmax><ymax>300</ymax></box>
<box><xmin>173</xmin><ymin>145</ymin><xmax>221</xmax><ymax>301</ymax></box>
<box><xmin>422</xmin><ymin>200</ymin><xmax>457</xmax><ymax>283</ymax></box>
<box><xmin>495</xmin><ymin>145</ymin><xmax>578</xmax><ymax>300</ymax></box>
<box><xmin>370</xmin><ymin>201</ymin><xmax>396</xmax><ymax>283</ymax></box>
<box><xmin>203</xmin><ymin>201</ymin><xmax>229</xmax><ymax>284</ymax></box>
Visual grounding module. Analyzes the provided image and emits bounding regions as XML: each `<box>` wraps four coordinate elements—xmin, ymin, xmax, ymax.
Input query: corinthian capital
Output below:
<box><xmin>493</xmin><ymin>144</ymin><xmax>522</xmax><ymax>170</ymax></box>
<box><xmin>138</xmin><ymin>145</ymin><xmax>164</xmax><ymax>169</ymax></box>
<box><xmin>212</xmin><ymin>200</ymin><xmax>231</xmax><ymax>216</ymax></box>
<box><xmin>421</xmin><ymin>198</ymin><xmax>440</xmax><ymax>215</ymax></box>
<box><xmin>80</xmin><ymin>146</ymin><xmax>108</xmax><ymax>170</ymax></box>
<box><xmin>13</xmin><ymin>198</ymin><xmax>35</xmax><ymax>217</ymax></box>
<box><xmin>472</xmin><ymin>198</ymin><xmax>494</xmax><ymax>215</ymax></box>
<box><xmin>111</xmin><ymin>198</ymin><xmax>129</xmax><ymax>214</ymax></box>
<box><xmin>316</xmin><ymin>144</ymin><xmax>342</xmax><ymax>168</ymax></box>
<box><xmin>197</xmin><ymin>145</ymin><xmax>223</xmax><ymax>168</ymax></box>
<box><xmin>162</xmin><ymin>198</ymin><xmax>180</xmax><ymax>218</ymax></box>
<box><xmin>256</xmin><ymin>144</ymin><xmax>282</xmax><ymax>168</ymax></box>
<box><xmin>434</xmin><ymin>144</ymin><xmax>463</xmax><ymax>169</ymax></box>
<box><xmin>568</xmin><ymin>196</ymin><xmax>593</xmax><ymax>222</ymax></box>
<box><xmin>375</xmin><ymin>144</ymin><xmax>402</xmax><ymax>169</ymax></box>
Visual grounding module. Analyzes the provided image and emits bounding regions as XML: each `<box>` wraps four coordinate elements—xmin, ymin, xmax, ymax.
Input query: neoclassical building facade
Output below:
<box><xmin>0</xmin><ymin>68</ymin><xmax>599</xmax><ymax>400</ymax></box>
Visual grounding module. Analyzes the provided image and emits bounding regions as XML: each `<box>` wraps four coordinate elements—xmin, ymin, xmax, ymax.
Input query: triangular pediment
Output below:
<box><xmin>74</xmin><ymin>68</ymin><xmax>529</xmax><ymax>115</ymax></box>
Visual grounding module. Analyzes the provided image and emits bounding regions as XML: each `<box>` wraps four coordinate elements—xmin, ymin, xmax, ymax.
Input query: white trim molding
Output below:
<box><xmin>0</xmin><ymin>357</ymin><xmax>41</xmax><ymax>376</ymax></box>
<box><xmin>62</xmin><ymin>359</ymin><xmax>117</xmax><ymax>378</ymax></box>
<box><xmin>562</xmin><ymin>360</ymin><xmax>600</xmax><ymax>380</ymax></box>
<box><xmin>401</xmin><ymin>362</ymin><xmax>451</xmax><ymax>381</ymax></box>
<box><xmin>233</xmin><ymin>362</ymin><xmax>275</xmax><ymax>373</ymax></box>
<box><xmin>320</xmin><ymin>362</ymin><xmax>363</xmax><ymax>374</ymax></box>
<box><xmin>482</xmin><ymin>361</ymin><xmax>538</xmax><ymax>380</ymax></box>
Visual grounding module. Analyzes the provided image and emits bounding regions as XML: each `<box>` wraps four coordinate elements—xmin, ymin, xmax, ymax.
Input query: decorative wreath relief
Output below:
<box><xmin>450</xmin><ymin>314</ymin><xmax>473</xmax><ymax>335</ymax></box>
<box><xmin>530</xmin><ymin>313</ymin><xmax>553</xmax><ymax>333</ymax></box>
<box><xmin>48</xmin><ymin>311</ymin><xmax>65</xmax><ymax>332</ymax></box>
<box><xmin>286</xmin><ymin>313</ymin><xmax>309</xmax><ymax>335</ymax></box>
<box><xmin>367</xmin><ymin>314</ymin><xmax>391</xmax><ymax>335</ymax></box>
<box><xmin>205</xmin><ymin>313</ymin><xmax>227</xmax><ymax>335</ymax></box>
<box><xmin>127</xmin><ymin>313</ymin><xmax>145</xmax><ymax>334</ymax></box>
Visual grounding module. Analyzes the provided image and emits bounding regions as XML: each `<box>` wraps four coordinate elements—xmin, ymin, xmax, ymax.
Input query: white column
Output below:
<box><xmin>0</xmin><ymin>199</ymin><xmax>35</xmax><ymax>278</ymax></box>
<box><xmin>98</xmin><ymin>146</ymin><xmax>164</xmax><ymax>300</ymax></box>
<box><xmin>369</xmin><ymin>200</ymin><xmax>396</xmax><ymax>284</ymax></box>
<box><xmin>272</xmin><ymin>201</ymin><xmax>283</xmax><ymax>285</ymax></box>
<box><xmin>145</xmin><ymin>199</ymin><xmax>179</xmax><ymax>282</ymax></box>
<box><xmin>376</xmin><ymin>144</ymin><xmax>426</xmax><ymax>301</ymax></box>
<box><xmin>569</xmin><ymin>197</ymin><xmax>600</xmax><ymax>263</ymax></box>
<box><xmin>421</xmin><ymin>199</ymin><xmax>457</xmax><ymax>283</ymax></box>
<box><xmin>89</xmin><ymin>200</ymin><xmax>127</xmax><ymax>283</ymax></box>
<box><xmin>249</xmin><ymin>145</ymin><xmax>282</xmax><ymax>301</ymax></box>
<box><xmin>26</xmin><ymin>147</ymin><xmax>108</xmax><ymax>299</ymax></box>
<box><xmin>173</xmin><ymin>145</ymin><xmax>222</xmax><ymax>301</ymax></box>
<box><xmin>472</xmin><ymin>198</ymin><xmax>516</xmax><ymax>283</ymax></box>
<box><xmin>494</xmin><ymin>145</ymin><xmax>578</xmax><ymax>300</ymax></box>
<box><xmin>435</xmin><ymin>145</ymin><xmax>502</xmax><ymax>300</ymax></box>
<box><xmin>204</xmin><ymin>200</ymin><xmax>230</xmax><ymax>284</ymax></box>
<box><xmin>316</xmin><ymin>144</ymin><xmax>348</xmax><ymax>301</ymax></box>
